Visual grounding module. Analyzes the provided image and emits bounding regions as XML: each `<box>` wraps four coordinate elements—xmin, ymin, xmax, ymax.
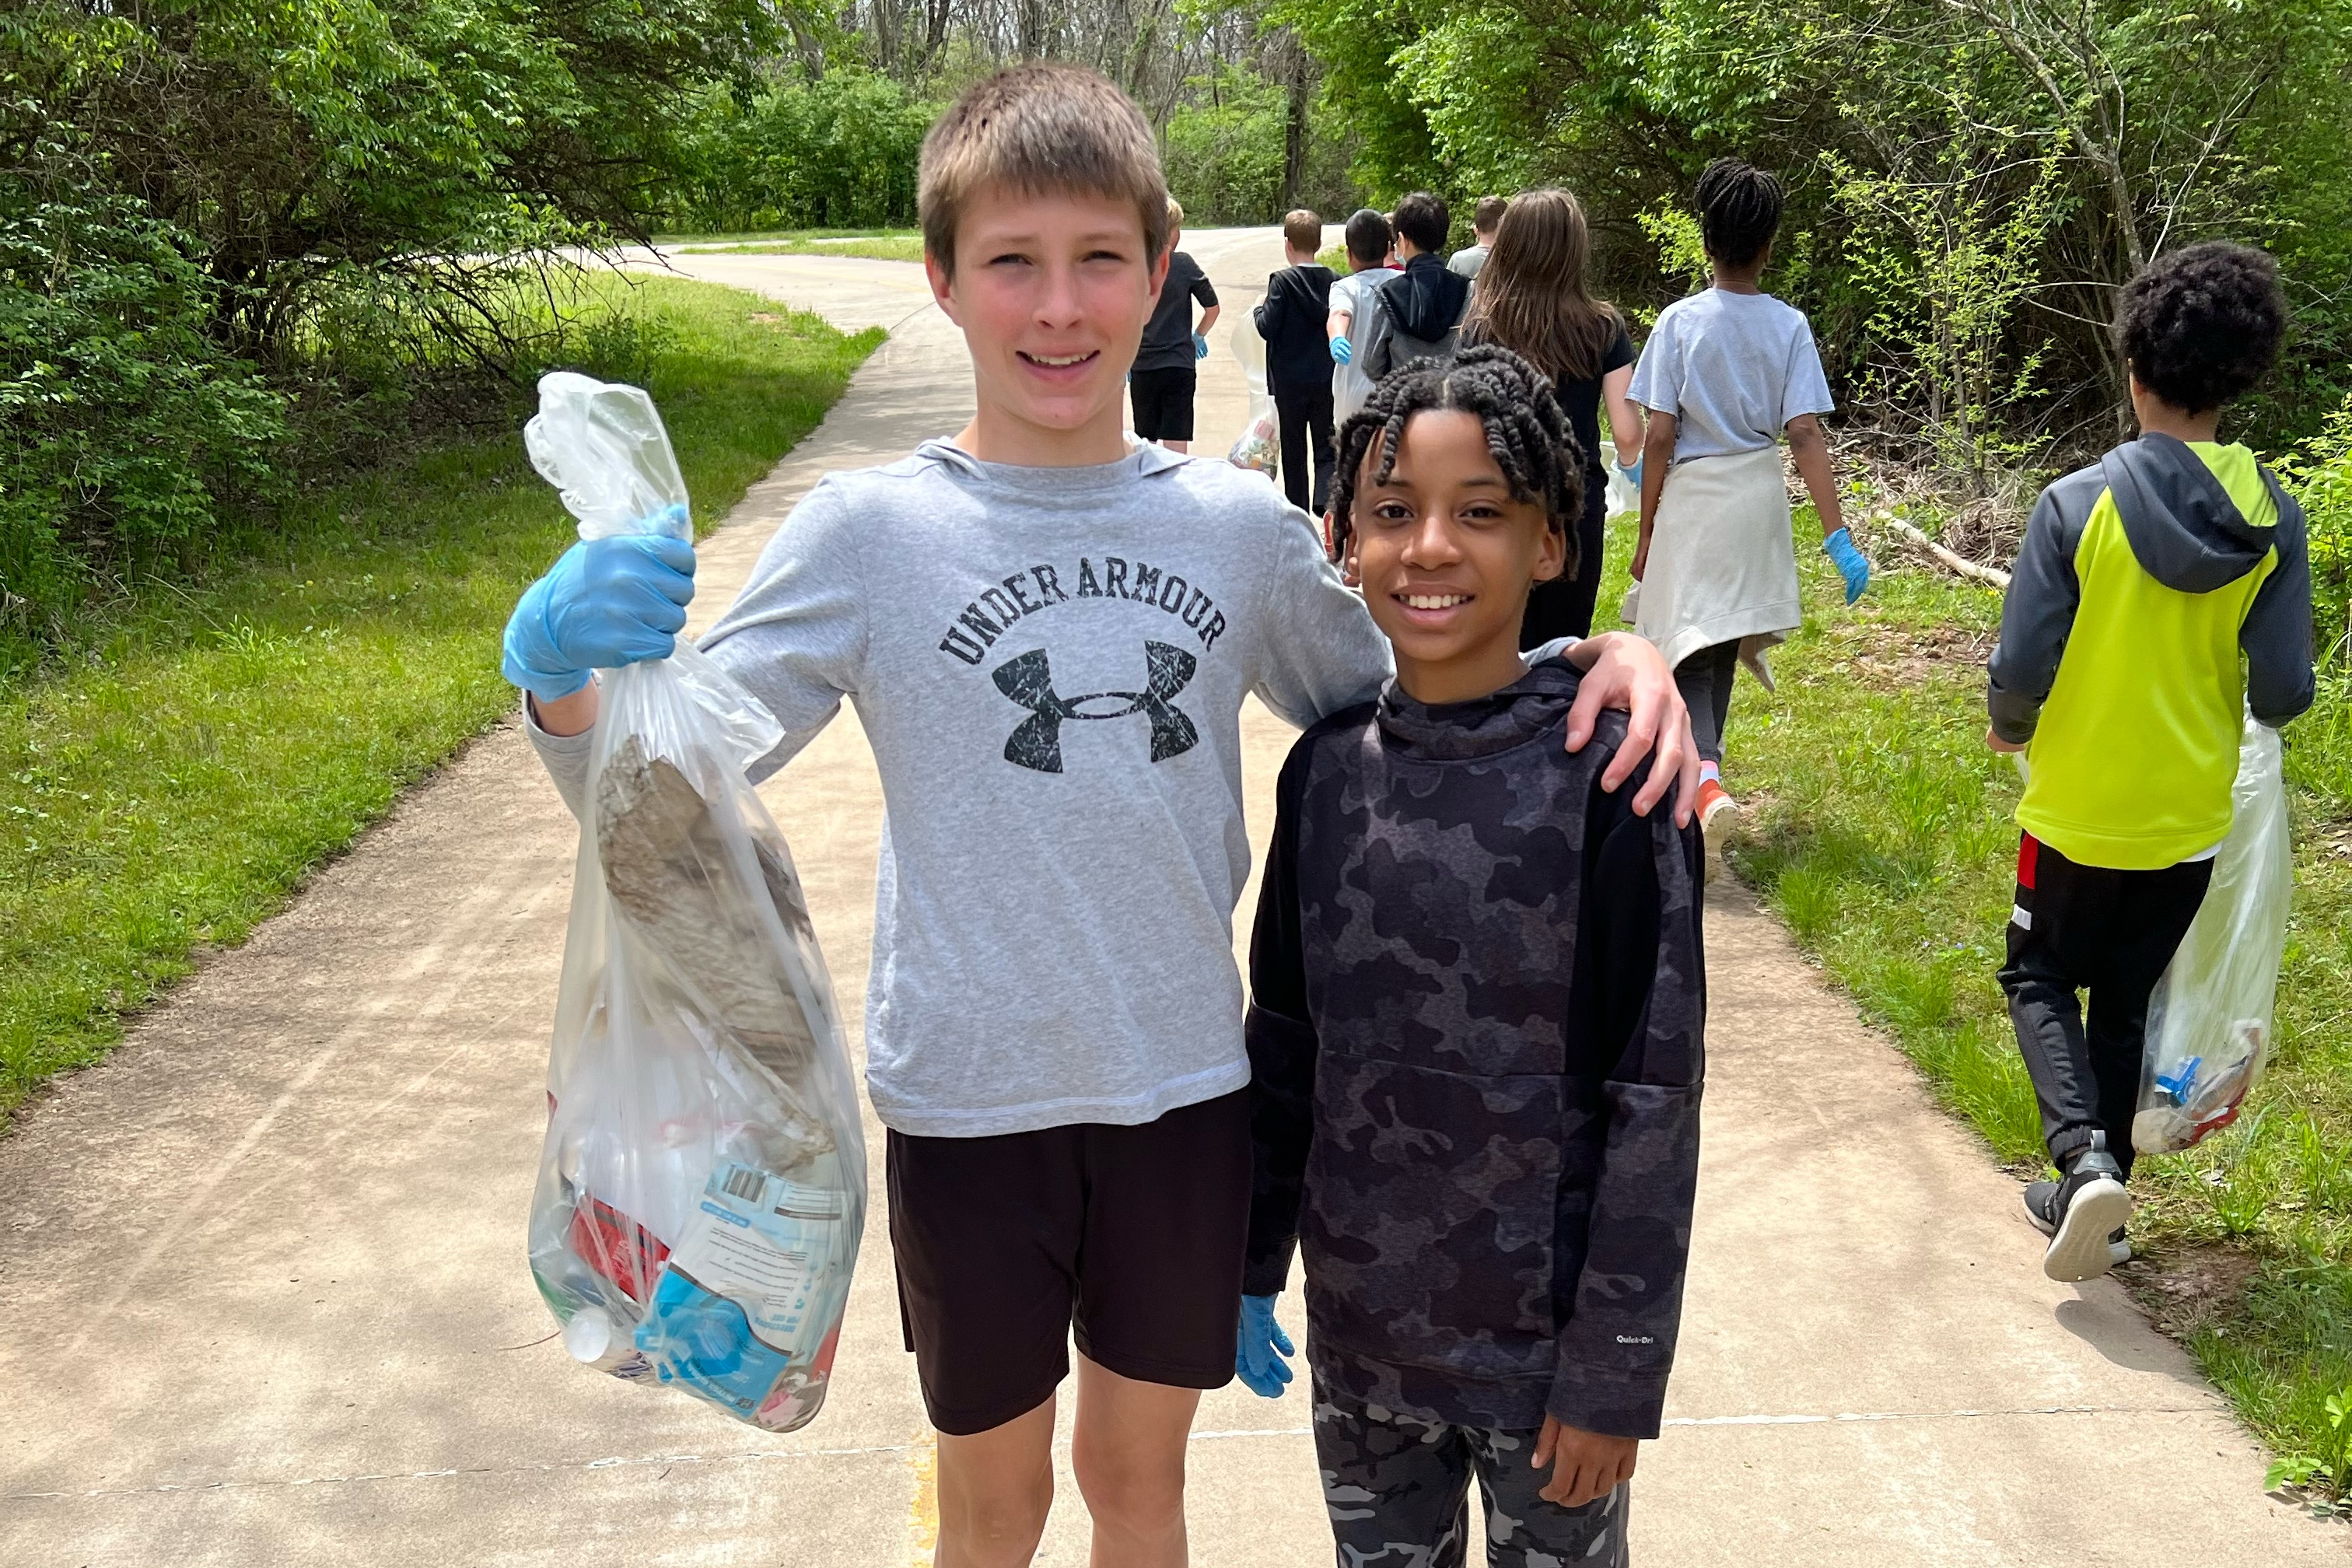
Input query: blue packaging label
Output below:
<box><xmin>635</xmin><ymin>1163</ymin><xmax>846</xmax><ymax>1414</ymax></box>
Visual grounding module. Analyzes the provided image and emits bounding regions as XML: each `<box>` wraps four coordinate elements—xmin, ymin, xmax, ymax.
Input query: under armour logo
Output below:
<box><xmin>992</xmin><ymin>642</ymin><xmax>1200</xmax><ymax>773</ymax></box>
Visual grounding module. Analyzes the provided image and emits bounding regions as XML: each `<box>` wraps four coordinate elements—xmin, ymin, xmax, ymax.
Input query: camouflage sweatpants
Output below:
<box><xmin>1313</xmin><ymin>1385</ymin><xmax>1631</xmax><ymax>1567</ymax></box>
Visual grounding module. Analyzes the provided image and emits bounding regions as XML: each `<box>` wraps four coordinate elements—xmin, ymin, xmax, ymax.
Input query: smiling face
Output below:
<box><xmin>1345</xmin><ymin>409</ymin><xmax>1565</xmax><ymax>704</ymax></box>
<box><xmin>927</xmin><ymin>181</ymin><xmax>1168</xmax><ymax>466</ymax></box>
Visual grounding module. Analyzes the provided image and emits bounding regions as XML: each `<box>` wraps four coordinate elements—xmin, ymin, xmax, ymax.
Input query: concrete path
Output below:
<box><xmin>2</xmin><ymin>233</ymin><xmax>2338</xmax><ymax>1568</ymax></box>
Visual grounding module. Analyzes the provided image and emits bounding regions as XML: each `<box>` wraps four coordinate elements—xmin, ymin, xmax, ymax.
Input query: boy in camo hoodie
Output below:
<box><xmin>1236</xmin><ymin>346</ymin><xmax>1706</xmax><ymax>1567</ymax></box>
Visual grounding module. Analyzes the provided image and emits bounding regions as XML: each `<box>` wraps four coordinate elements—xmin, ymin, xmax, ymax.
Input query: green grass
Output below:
<box><xmin>1606</xmin><ymin>502</ymin><xmax>2352</xmax><ymax>1498</ymax></box>
<box><xmin>657</xmin><ymin>227</ymin><xmax>924</xmax><ymax>263</ymax></box>
<box><xmin>0</xmin><ymin>275</ymin><xmax>881</xmax><ymax>1122</ymax></box>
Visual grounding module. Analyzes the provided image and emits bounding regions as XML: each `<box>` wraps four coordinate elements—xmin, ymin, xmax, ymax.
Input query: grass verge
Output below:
<box><xmin>660</xmin><ymin>228</ymin><xmax>924</xmax><ymax>263</ymax></box>
<box><xmin>1598</xmin><ymin>502</ymin><xmax>2352</xmax><ymax>1506</ymax></box>
<box><xmin>0</xmin><ymin>275</ymin><xmax>881</xmax><ymax>1124</ymax></box>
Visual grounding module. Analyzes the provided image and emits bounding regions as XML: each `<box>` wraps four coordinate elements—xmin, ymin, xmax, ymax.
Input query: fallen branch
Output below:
<box><xmin>1881</xmin><ymin>515</ymin><xmax>2012</xmax><ymax>590</ymax></box>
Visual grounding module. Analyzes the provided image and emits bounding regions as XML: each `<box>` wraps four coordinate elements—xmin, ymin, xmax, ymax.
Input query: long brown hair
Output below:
<box><xmin>1459</xmin><ymin>188</ymin><xmax>1621</xmax><ymax>386</ymax></box>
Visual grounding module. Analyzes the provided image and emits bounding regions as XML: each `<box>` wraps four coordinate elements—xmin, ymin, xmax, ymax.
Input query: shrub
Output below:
<box><xmin>2281</xmin><ymin>394</ymin><xmax>2352</xmax><ymax>664</ymax></box>
<box><xmin>0</xmin><ymin>183</ymin><xmax>286</xmax><ymax>649</ymax></box>
<box><xmin>677</xmin><ymin>72</ymin><xmax>934</xmax><ymax>233</ymax></box>
<box><xmin>1164</xmin><ymin>64</ymin><xmax>1362</xmax><ymax>229</ymax></box>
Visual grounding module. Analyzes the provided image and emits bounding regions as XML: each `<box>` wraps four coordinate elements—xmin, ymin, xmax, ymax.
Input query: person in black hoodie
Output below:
<box><xmin>1364</xmin><ymin>190</ymin><xmax>1472</xmax><ymax>380</ymax></box>
<box><xmin>1252</xmin><ymin>208</ymin><xmax>1338</xmax><ymax>513</ymax></box>
<box><xmin>1234</xmin><ymin>346</ymin><xmax>1705</xmax><ymax>1566</ymax></box>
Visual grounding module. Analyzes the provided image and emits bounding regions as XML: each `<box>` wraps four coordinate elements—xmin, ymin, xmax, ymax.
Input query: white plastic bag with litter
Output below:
<box><xmin>521</xmin><ymin>371</ymin><xmax>866</xmax><ymax>1430</ymax></box>
<box><xmin>2133</xmin><ymin>714</ymin><xmax>2292</xmax><ymax>1154</ymax></box>
<box><xmin>1227</xmin><ymin>321</ymin><xmax>1279</xmax><ymax>476</ymax></box>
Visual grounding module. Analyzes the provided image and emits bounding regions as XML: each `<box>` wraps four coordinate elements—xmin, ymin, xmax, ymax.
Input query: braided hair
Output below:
<box><xmin>1328</xmin><ymin>345</ymin><xmax>1584</xmax><ymax>576</ymax></box>
<box><xmin>1693</xmin><ymin>157</ymin><xmax>1782</xmax><ymax>268</ymax></box>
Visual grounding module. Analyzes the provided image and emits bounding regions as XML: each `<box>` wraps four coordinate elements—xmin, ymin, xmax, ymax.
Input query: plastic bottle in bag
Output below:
<box><xmin>520</xmin><ymin>371</ymin><xmax>868</xmax><ymax>1431</ymax></box>
<box><xmin>1227</xmin><ymin>319</ymin><xmax>1280</xmax><ymax>475</ymax></box>
<box><xmin>2133</xmin><ymin>714</ymin><xmax>2293</xmax><ymax>1155</ymax></box>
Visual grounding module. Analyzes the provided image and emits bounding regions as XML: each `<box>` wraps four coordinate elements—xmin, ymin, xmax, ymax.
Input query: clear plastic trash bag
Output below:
<box><xmin>2133</xmin><ymin>715</ymin><xmax>2293</xmax><ymax>1155</ymax></box>
<box><xmin>1599</xmin><ymin>439</ymin><xmax>1640</xmax><ymax>519</ymax></box>
<box><xmin>1227</xmin><ymin>321</ymin><xmax>1279</xmax><ymax>475</ymax></box>
<box><xmin>521</xmin><ymin>372</ymin><xmax>867</xmax><ymax>1431</ymax></box>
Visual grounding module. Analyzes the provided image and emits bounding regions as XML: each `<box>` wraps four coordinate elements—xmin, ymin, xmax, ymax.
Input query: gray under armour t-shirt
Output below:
<box><xmin>528</xmin><ymin>439</ymin><xmax>1391</xmax><ymax>1138</ymax></box>
<box><xmin>1628</xmin><ymin>287</ymin><xmax>1834</xmax><ymax>461</ymax></box>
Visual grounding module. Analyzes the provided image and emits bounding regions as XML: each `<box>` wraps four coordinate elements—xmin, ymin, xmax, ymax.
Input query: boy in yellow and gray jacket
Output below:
<box><xmin>1987</xmin><ymin>242</ymin><xmax>2312</xmax><ymax>1283</ymax></box>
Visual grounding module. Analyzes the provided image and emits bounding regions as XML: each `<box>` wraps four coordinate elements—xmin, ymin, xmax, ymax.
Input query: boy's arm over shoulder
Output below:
<box><xmin>1244</xmin><ymin>731</ymin><xmax>1325</xmax><ymax>1297</ymax></box>
<box><xmin>698</xmin><ymin>474</ymin><xmax>871</xmax><ymax>782</ymax></box>
<box><xmin>2245</xmin><ymin>473</ymin><xmax>2317</xmax><ymax>727</ymax></box>
<box><xmin>1987</xmin><ymin>465</ymin><xmax>2102</xmax><ymax>744</ymax></box>
<box><xmin>1552</xmin><ymin>740</ymin><xmax>1707</xmax><ymax>1440</ymax></box>
<box><xmin>1241</xmin><ymin>478</ymin><xmax>1392</xmax><ymax>725</ymax></box>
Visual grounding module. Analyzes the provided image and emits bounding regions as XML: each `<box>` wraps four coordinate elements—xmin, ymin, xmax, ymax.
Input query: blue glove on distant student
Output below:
<box><xmin>1235</xmin><ymin>1294</ymin><xmax>1294</xmax><ymax>1398</ymax></box>
<box><xmin>1193</xmin><ymin>333</ymin><xmax>1209</xmax><ymax>361</ymax></box>
<box><xmin>1823</xmin><ymin>527</ymin><xmax>1871</xmax><ymax>604</ymax></box>
<box><xmin>502</xmin><ymin>534</ymin><xmax>697</xmax><ymax>701</ymax></box>
<box><xmin>1617</xmin><ymin>458</ymin><xmax>1643</xmax><ymax>493</ymax></box>
<box><xmin>1329</xmin><ymin>334</ymin><xmax>1352</xmax><ymax>366</ymax></box>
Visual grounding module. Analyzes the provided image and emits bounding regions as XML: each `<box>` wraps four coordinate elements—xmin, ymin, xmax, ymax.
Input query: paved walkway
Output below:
<box><xmin>2</xmin><ymin>233</ymin><xmax>2338</xmax><ymax>1567</ymax></box>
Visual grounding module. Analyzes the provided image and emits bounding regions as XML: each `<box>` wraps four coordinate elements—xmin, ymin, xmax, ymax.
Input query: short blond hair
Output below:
<box><xmin>1282</xmin><ymin>209</ymin><xmax>1321</xmax><ymax>253</ymax></box>
<box><xmin>919</xmin><ymin>65</ymin><xmax>1171</xmax><ymax>277</ymax></box>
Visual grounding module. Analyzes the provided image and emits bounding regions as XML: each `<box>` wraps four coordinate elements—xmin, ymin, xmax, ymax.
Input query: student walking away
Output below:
<box><xmin>1364</xmin><ymin>191</ymin><xmax>1471</xmax><ymax>380</ymax></box>
<box><xmin>1461</xmin><ymin>187</ymin><xmax>1646</xmax><ymax>645</ymax></box>
<box><xmin>1253</xmin><ymin>208</ymin><xmax>1338</xmax><ymax>514</ymax></box>
<box><xmin>1132</xmin><ymin>198</ymin><xmax>1220</xmax><ymax>452</ymax></box>
<box><xmin>1325</xmin><ymin>208</ymin><xmax>1395</xmax><ymax>432</ymax></box>
<box><xmin>499</xmin><ymin>65</ymin><xmax>1703</xmax><ymax>1568</ymax></box>
<box><xmin>1629</xmin><ymin>159</ymin><xmax>1867</xmax><ymax>828</ymax></box>
<box><xmin>1447</xmin><ymin>194</ymin><xmax>1508</xmax><ymax>280</ymax></box>
<box><xmin>1986</xmin><ymin>243</ymin><xmax>2312</xmax><ymax>1283</ymax></box>
<box><xmin>1235</xmin><ymin>346</ymin><xmax>1706</xmax><ymax>1568</ymax></box>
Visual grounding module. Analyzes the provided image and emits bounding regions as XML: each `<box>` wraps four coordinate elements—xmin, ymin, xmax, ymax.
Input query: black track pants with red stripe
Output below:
<box><xmin>1996</xmin><ymin>832</ymin><xmax>2212</xmax><ymax>1179</ymax></box>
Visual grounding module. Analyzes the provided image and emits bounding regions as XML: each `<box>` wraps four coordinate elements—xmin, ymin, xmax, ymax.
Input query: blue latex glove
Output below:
<box><xmin>1235</xmin><ymin>1294</ymin><xmax>1294</xmax><ymax>1398</ymax></box>
<box><xmin>1616</xmin><ymin>457</ymin><xmax>1643</xmax><ymax>493</ymax></box>
<box><xmin>1824</xmin><ymin>527</ymin><xmax>1871</xmax><ymax>604</ymax></box>
<box><xmin>502</xmin><ymin>534</ymin><xmax>697</xmax><ymax>701</ymax></box>
<box><xmin>1329</xmin><ymin>334</ymin><xmax>1353</xmax><ymax>366</ymax></box>
<box><xmin>1193</xmin><ymin>333</ymin><xmax>1209</xmax><ymax>361</ymax></box>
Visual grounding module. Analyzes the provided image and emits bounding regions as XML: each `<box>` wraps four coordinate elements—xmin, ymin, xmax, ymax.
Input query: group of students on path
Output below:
<box><xmin>496</xmin><ymin>57</ymin><xmax>2315</xmax><ymax>1568</ymax></box>
<box><xmin>1248</xmin><ymin>166</ymin><xmax>1871</xmax><ymax>831</ymax></box>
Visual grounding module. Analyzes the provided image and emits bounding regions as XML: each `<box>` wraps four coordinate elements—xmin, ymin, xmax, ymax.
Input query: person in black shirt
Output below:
<box><xmin>1461</xmin><ymin>187</ymin><xmax>1646</xmax><ymax>645</ymax></box>
<box><xmin>1131</xmin><ymin>198</ymin><xmax>1220</xmax><ymax>451</ymax></box>
<box><xmin>1234</xmin><ymin>346</ymin><xmax>1704</xmax><ymax>1566</ymax></box>
<box><xmin>1251</xmin><ymin>208</ymin><xmax>1337</xmax><ymax>513</ymax></box>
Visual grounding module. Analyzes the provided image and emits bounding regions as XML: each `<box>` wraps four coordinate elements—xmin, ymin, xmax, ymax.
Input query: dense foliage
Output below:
<box><xmin>1162</xmin><ymin>63</ymin><xmax>1360</xmax><ymax>225</ymax></box>
<box><xmin>672</xmin><ymin>72</ymin><xmax>935</xmax><ymax>233</ymax></box>
<box><xmin>1275</xmin><ymin>0</ymin><xmax>2352</xmax><ymax>460</ymax></box>
<box><xmin>0</xmin><ymin>0</ymin><xmax>784</xmax><ymax>642</ymax></box>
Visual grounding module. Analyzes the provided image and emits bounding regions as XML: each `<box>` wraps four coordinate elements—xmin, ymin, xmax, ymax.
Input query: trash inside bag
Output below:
<box><xmin>1227</xmin><ymin>323</ymin><xmax>1279</xmax><ymax>475</ymax></box>
<box><xmin>522</xmin><ymin>372</ymin><xmax>867</xmax><ymax>1431</ymax></box>
<box><xmin>2133</xmin><ymin>715</ymin><xmax>2292</xmax><ymax>1155</ymax></box>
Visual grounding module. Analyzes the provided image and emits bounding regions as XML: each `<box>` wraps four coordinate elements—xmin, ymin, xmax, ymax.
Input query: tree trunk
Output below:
<box><xmin>1280</xmin><ymin>36</ymin><xmax>1311</xmax><ymax>214</ymax></box>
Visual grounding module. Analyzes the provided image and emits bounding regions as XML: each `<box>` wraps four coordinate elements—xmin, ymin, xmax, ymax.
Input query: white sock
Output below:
<box><xmin>1700</xmin><ymin>761</ymin><xmax>1722</xmax><ymax>786</ymax></box>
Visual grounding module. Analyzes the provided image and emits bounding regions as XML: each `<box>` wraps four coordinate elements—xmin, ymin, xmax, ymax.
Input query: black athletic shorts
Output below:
<box><xmin>1129</xmin><ymin>366</ymin><xmax>1198</xmax><ymax>441</ymax></box>
<box><xmin>887</xmin><ymin>1086</ymin><xmax>1251</xmax><ymax>1435</ymax></box>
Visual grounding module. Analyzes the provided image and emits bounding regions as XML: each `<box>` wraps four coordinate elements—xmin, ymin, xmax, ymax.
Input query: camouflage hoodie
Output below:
<box><xmin>1243</xmin><ymin>657</ymin><xmax>1706</xmax><ymax>1438</ymax></box>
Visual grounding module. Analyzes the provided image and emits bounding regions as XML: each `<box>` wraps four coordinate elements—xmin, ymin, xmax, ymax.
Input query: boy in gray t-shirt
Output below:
<box><xmin>1628</xmin><ymin>159</ymin><xmax>1870</xmax><ymax>827</ymax></box>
